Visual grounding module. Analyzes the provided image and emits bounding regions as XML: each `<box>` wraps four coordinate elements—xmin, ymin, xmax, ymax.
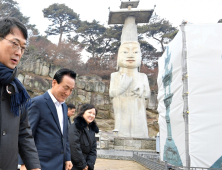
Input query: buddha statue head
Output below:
<box><xmin>116</xmin><ymin>16</ymin><xmax>142</xmax><ymax>70</ymax></box>
<box><xmin>117</xmin><ymin>42</ymin><xmax>142</xmax><ymax>69</ymax></box>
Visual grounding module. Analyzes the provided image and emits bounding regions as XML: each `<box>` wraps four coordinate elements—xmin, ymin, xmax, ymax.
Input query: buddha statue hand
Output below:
<box><xmin>109</xmin><ymin>73</ymin><xmax>133</xmax><ymax>97</ymax></box>
<box><xmin>117</xmin><ymin>73</ymin><xmax>132</xmax><ymax>96</ymax></box>
<box><xmin>131</xmin><ymin>84</ymin><xmax>144</xmax><ymax>98</ymax></box>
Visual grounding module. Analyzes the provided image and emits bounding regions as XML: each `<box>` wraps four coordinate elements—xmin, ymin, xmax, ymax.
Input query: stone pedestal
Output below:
<box><xmin>114</xmin><ymin>137</ymin><xmax>156</xmax><ymax>150</ymax></box>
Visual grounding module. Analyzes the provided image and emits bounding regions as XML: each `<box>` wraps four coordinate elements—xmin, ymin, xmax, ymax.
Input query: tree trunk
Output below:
<box><xmin>152</xmin><ymin>35</ymin><xmax>165</xmax><ymax>52</ymax></box>
<box><xmin>58</xmin><ymin>33</ymin><xmax>62</xmax><ymax>46</ymax></box>
<box><xmin>58</xmin><ymin>21</ymin><xmax>63</xmax><ymax>46</ymax></box>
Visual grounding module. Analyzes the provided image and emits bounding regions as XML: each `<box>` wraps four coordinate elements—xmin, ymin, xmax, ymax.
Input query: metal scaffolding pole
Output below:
<box><xmin>180</xmin><ymin>22</ymin><xmax>190</xmax><ymax>169</ymax></box>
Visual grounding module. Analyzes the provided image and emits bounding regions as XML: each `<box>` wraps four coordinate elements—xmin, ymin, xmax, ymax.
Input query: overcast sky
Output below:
<box><xmin>16</xmin><ymin>0</ymin><xmax>222</xmax><ymax>33</ymax></box>
<box><xmin>15</xmin><ymin>0</ymin><xmax>222</xmax><ymax>54</ymax></box>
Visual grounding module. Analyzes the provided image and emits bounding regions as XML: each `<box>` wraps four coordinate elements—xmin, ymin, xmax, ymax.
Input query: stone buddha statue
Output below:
<box><xmin>109</xmin><ymin>17</ymin><xmax>150</xmax><ymax>138</ymax></box>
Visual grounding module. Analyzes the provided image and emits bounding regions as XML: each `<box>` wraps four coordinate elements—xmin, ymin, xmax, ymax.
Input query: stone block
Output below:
<box><xmin>85</xmin><ymin>92</ymin><xmax>91</xmax><ymax>103</ymax></box>
<box><xmin>110</xmin><ymin>112</ymin><xmax>114</xmax><ymax>120</ymax></box>
<box><xmin>34</xmin><ymin>59</ymin><xmax>41</xmax><ymax>75</ymax></box>
<box><xmin>85</xmin><ymin>82</ymin><xmax>94</xmax><ymax>92</ymax></box>
<box><xmin>18</xmin><ymin>74</ymin><xmax>25</xmax><ymax>84</ymax></box>
<box><xmin>29</xmin><ymin>62</ymin><xmax>34</xmax><ymax>72</ymax></box>
<box><xmin>24</xmin><ymin>75</ymin><xmax>33</xmax><ymax>86</ymax></box>
<box><xmin>114</xmin><ymin>146</ymin><xmax>124</xmax><ymax>150</ymax></box>
<box><xmin>34</xmin><ymin>81</ymin><xmax>39</xmax><ymax>89</ymax></box>
<box><xmin>39</xmin><ymin>80</ymin><xmax>50</xmax><ymax>91</ymax></box>
<box><xmin>124</xmin><ymin>146</ymin><xmax>137</xmax><ymax>150</ymax></box>
<box><xmin>105</xmin><ymin>86</ymin><xmax>109</xmax><ymax>93</ymax></box>
<box><xmin>92</xmin><ymin>81</ymin><xmax>99</xmax><ymax>92</ymax></box>
<box><xmin>124</xmin><ymin>140</ymin><xmax>141</xmax><ymax>149</ymax></box>
<box><xmin>98</xmin><ymin>82</ymin><xmax>106</xmax><ymax>93</ymax></box>
<box><xmin>42</xmin><ymin>65</ymin><xmax>49</xmax><ymax>76</ymax></box>
<box><xmin>39</xmin><ymin>61</ymin><xmax>43</xmax><ymax>75</ymax></box>
<box><xmin>77</xmin><ymin>90</ymin><xmax>86</xmax><ymax>96</ymax></box>
<box><xmin>114</xmin><ymin>137</ymin><xmax>156</xmax><ymax>150</ymax></box>
<box><xmin>153</xmin><ymin>121</ymin><xmax>159</xmax><ymax>131</ymax></box>
<box><xmin>76</xmin><ymin>80</ymin><xmax>86</xmax><ymax>89</ymax></box>
<box><xmin>78</xmin><ymin>76</ymin><xmax>89</xmax><ymax>81</ymax></box>
<box><xmin>146</xmin><ymin>110</ymin><xmax>158</xmax><ymax>119</ymax></box>
<box><xmin>97</xmin><ymin>105</ymin><xmax>110</xmax><ymax>111</ymax></box>
<box><xmin>96</xmin><ymin>121</ymin><xmax>111</xmax><ymax>129</ymax></box>
<box><xmin>78</xmin><ymin>95</ymin><xmax>86</xmax><ymax>101</ymax></box>
<box><xmin>67</xmin><ymin>89</ymin><xmax>78</xmax><ymax>101</ymax></box>
<box><xmin>100</xmin><ymin>140</ymin><xmax>109</xmax><ymax>149</ymax></box>
<box><xmin>141</xmin><ymin>139</ymin><xmax>156</xmax><ymax>150</ymax></box>
<box><xmin>114</xmin><ymin>138</ymin><xmax>124</xmax><ymax>146</ymax></box>
<box><xmin>97</xmin><ymin>110</ymin><xmax>110</xmax><ymax>119</ymax></box>
<box><xmin>49</xmin><ymin>64</ymin><xmax>60</xmax><ymax>78</ymax></box>
<box><xmin>91</xmin><ymin>81</ymin><xmax>105</xmax><ymax>93</ymax></box>
<box><xmin>148</xmin><ymin>120</ymin><xmax>159</xmax><ymax>137</ymax></box>
<box><xmin>90</xmin><ymin>75</ymin><xmax>102</xmax><ymax>81</ymax></box>
<box><xmin>148</xmin><ymin>92</ymin><xmax>157</xmax><ymax>110</ymax></box>
<box><xmin>104</xmin><ymin>95</ymin><xmax>110</xmax><ymax>104</ymax></box>
<box><xmin>91</xmin><ymin>94</ymin><xmax>104</xmax><ymax>106</ymax></box>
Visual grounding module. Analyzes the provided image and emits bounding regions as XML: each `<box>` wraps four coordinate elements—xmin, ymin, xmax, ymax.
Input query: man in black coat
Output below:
<box><xmin>0</xmin><ymin>17</ymin><xmax>41</xmax><ymax>170</ymax></box>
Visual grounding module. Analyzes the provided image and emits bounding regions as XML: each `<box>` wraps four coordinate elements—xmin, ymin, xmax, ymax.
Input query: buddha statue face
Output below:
<box><xmin>117</xmin><ymin>42</ymin><xmax>142</xmax><ymax>69</ymax></box>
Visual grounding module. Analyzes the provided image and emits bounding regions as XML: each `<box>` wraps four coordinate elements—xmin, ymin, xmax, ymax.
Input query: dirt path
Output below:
<box><xmin>94</xmin><ymin>159</ymin><xmax>149</xmax><ymax>170</ymax></box>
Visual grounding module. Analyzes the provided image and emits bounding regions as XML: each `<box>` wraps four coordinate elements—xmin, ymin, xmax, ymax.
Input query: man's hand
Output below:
<box><xmin>65</xmin><ymin>161</ymin><xmax>73</xmax><ymax>170</ymax></box>
<box><xmin>21</xmin><ymin>164</ymin><xmax>40</xmax><ymax>170</ymax></box>
<box><xmin>83</xmin><ymin>165</ymin><xmax>88</xmax><ymax>170</ymax></box>
<box><xmin>20</xmin><ymin>165</ymin><xmax>27</xmax><ymax>170</ymax></box>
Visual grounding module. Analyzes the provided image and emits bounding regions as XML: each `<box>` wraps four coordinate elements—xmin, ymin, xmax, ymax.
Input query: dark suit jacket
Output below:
<box><xmin>68</xmin><ymin>117</ymin><xmax>72</xmax><ymax>128</ymax></box>
<box><xmin>19</xmin><ymin>91</ymin><xmax>71</xmax><ymax>170</ymax></box>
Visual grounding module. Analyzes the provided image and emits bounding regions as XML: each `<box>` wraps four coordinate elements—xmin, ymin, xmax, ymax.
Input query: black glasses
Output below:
<box><xmin>1</xmin><ymin>37</ymin><xmax>25</xmax><ymax>55</ymax></box>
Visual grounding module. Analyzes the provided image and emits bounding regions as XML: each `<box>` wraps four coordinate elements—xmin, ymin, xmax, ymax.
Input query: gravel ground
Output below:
<box><xmin>94</xmin><ymin>158</ymin><xmax>149</xmax><ymax>170</ymax></box>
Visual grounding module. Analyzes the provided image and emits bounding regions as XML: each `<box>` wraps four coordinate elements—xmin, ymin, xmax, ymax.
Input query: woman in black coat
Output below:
<box><xmin>69</xmin><ymin>104</ymin><xmax>99</xmax><ymax>170</ymax></box>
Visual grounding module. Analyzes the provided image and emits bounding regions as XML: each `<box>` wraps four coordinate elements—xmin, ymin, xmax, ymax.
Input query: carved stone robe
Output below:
<box><xmin>109</xmin><ymin>71</ymin><xmax>150</xmax><ymax>138</ymax></box>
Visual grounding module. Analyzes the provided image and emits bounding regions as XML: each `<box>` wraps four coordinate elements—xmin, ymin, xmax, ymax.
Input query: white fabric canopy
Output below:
<box><xmin>158</xmin><ymin>23</ymin><xmax>222</xmax><ymax>168</ymax></box>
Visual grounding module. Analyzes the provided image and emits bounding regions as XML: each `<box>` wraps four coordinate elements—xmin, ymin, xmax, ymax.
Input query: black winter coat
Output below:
<box><xmin>0</xmin><ymin>84</ymin><xmax>40</xmax><ymax>170</ymax></box>
<box><xmin>69</xmin><ymin>116</ymin><xmax>99</xmax><ymax>170</ymax></box>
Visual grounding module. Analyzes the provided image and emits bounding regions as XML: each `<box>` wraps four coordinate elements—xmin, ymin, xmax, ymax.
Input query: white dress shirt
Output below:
<box><xmin>48</xmin><ymin>90</ymin><xmax>64</xmax><ymax>134</ymax></box>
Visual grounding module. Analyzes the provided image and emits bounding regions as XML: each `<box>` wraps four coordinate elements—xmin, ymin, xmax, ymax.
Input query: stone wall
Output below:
<box><xmin>65</xmin><ymin>75</ymin><xmax>113</xmax><ymax>119</ymax></box>
<box><xmin>18</xmin><ymin>72</ymin><xmax>114</xmax><ymax>119</ymax></box>
<box><xmin>18</xmin><ymin>68</ymin><xmax>159</xmax><ymax>137</ymax></box>
<box><xmin>19</xmin><ymin>57</ymin><xmax>61</xmax><ymax>78</ymax></box>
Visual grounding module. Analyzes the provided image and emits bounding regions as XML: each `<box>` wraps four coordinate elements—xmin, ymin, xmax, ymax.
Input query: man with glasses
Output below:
<box><xmin>1</xmin><ymin>37</ymin><xmax>26</xmax><ymax>55</ymax></box>
<box><xmin>0</xmin><ymin>17</ymin><xmax>41</xmax><ymax>170</ymax></box>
